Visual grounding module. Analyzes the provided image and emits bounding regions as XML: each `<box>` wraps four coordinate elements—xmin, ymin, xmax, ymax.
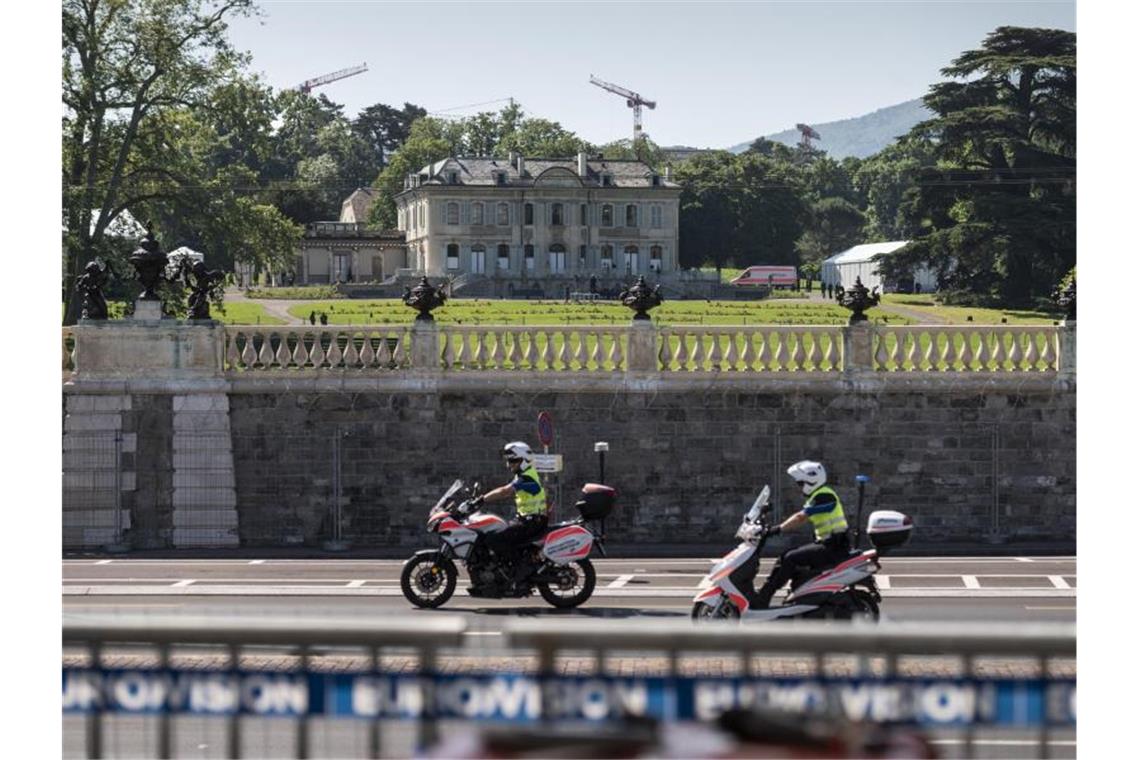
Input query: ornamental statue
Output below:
<box><xmin>618</xmin><ymin>276</ymin><xmax>664</xmax><ymax>321</ymax></box>
<box><xmin>836</xmin><ymin>276</ymin><xmax>880</xmax><ymax>325</ymax></box>
<box><xmin>402</xmin><ymin>276</ymin><xmax>447</xmax><ymax>322</ymax></box>
<box><xmin>1054</xmin><ymin>278</ymin><xmax>1076</xmax><ymax>323</ymax></box>
<box><xmin>76</xmin><ymin>259</ymin><xmax>111</xmax><ymax>320</ymax></box>
<box><xmin>175</xmin><ymin>257</ymin><xmax>226</xmax><ymax>320</ymax></box>
<box><xmin>128</xmin><ymin>228</ymin><xmax>168</xmax><ymax>301</ymax></box>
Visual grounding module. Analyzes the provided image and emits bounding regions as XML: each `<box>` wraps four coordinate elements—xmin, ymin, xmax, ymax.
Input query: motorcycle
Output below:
<box><xmin>400</xmin><ymin>479</ymin><xmax>616</xmax><ymax>609</ymax></box>
<box><xmin>692</xmin><ymin>476</ymin><xmax>913</xmax><ymax>622</ymax></box>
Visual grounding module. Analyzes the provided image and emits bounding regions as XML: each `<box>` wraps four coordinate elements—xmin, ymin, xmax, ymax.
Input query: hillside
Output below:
<box><xmin>727</xmin><ymin>98</ymin><xmax>932</xmax><ymax>159</ymax></box>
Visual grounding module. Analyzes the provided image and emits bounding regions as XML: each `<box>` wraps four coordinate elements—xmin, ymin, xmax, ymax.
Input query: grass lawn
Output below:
<box><xmin>285</xmin><ymin>298</ymin><xmax>913</xmax><ymax>326</ymax></box>
<box><xmin>880</xmin><ymin>294</ymin><xmax>1059</xmax><ymax>325</ymax></box>
<box><xmin>216</xmin><ymin>302</ymin><xmax>285</xmax><ymax>325</ymax></box>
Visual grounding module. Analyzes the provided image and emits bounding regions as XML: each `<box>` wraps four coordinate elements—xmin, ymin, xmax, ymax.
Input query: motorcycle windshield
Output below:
<box><xmin>744</xmin><ymin>485</ymin><xmax>770</xmax><ymax>523</ymax></box>
<box><xmin>433</xmin><ymin>480</ymin><xmax>464</xmax><ymax>512</ymax></box>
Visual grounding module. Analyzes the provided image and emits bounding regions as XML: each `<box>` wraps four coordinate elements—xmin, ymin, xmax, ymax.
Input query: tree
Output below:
<box><xmin>854</xmin><ymin>136</ymin><xmax>936</xmax><ymax>240</ymax></box>
<box><xmin>367</xmin><ymin>118</ymin><xmax>454</xmax><ymax>228</ymax></box>
<box><xmin>62</xmin><ymin>0</ymin><xmax>257</xmax><ymax>324</ymax></box>
<box><xmin>352</xmin><ymin>101</ymin><xmax>426</xmax><ymax>168</ymax></box>
<box><xmin>879</xmin><ymin>27</ymin><xmax>1076</xmax><ymax>305</ymax></box>
<box><xmin>795</xmin><ymin>197</ymin><xmax>866</xmax><ymax>265</ymax></box>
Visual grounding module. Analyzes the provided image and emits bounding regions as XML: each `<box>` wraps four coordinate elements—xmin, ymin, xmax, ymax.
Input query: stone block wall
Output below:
<box><xmin>221</xmin><ymin>385</ymin><xmax>1074</xmax><ymax>550</ymax></box>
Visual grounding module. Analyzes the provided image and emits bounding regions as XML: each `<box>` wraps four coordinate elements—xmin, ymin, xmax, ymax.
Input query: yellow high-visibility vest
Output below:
<box><xmin>513</xmin><ymin>466</ymin><xmax>548</xmax><ymax>516</ymax></box>
<box><xmin>804</xmin><ymin>485</ymin><xmax>848</xmax><ymax>540</ymax></box>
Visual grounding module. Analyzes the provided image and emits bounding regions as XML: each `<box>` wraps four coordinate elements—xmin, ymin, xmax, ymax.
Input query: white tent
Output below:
<box><xmin>167</xmin><ymin>246</ymin><xmax>206</xmax><ymax>265</ymax></box>
<box><xmin>820</xmin><ymin>241</ymin><xmax>937</xmax><ymax>293</ymax></box>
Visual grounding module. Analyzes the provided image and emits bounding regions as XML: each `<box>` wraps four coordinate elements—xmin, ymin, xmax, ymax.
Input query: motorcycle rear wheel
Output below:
<box><xmin>537</xmin><ymin>559</ymin><xmax>596</xmax><ymax>608</ymax></box>
<box><xmin>400</xmin><ymin>554</ymin><xmax>457</xmax><ymax>609</ymax></box>
<box><xmin>691</xmin><ymin>598</ymin><xmax>742</xmax><ymax>621</ymax></box>
<box><xmin>850</xmin><ymin>589</ymin><xmax>881</xmax><ymax>621</ymax></box>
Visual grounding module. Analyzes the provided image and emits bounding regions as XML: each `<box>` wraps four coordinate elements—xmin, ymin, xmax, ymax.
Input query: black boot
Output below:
<box><xmin>751</xmin><ymin>580</ymin><xmax>781</xmax><ymax>610</ymax></box>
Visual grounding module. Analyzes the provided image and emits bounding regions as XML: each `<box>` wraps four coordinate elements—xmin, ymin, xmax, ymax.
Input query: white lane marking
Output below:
<box><xmin>171</xmin><ymin>580</ymin><xmax>195</xmax><ymax>588</ymax></box>
<box><xmin>877</xmin><ymin>575</ymin><xmax>891</xmax><ymax>589</ymax></box>
<box><xmin>607</xmin><ymin>574</ymin><xmax>634</xmax><ymax>588</ymax></box>
<box><xmin>1013</xmin><ymin>557</ymin><xmax>1034</xmax><ymax>562</ymax></box>
<box><xmin>962</xmin><ymin>575</ymin><xmax>980</xmax><ymax>589</ymax></box>
<box><xmin>1025</xmin><ymin>605</ymin><xmax>1075</xmax><ymax>610</ymax></box>
<box><xmin>61</xmin><ymin>586</ymin><xmax>1077</xmax><ymax>598</ymax></box>
<box><xmin>248</xmin><ymin>560</ymin><xmax>265</xmax><ymax>565</ymax></box>
<box><xmin>346</xmin><ymin>580</ymin><xmax>366</xmax><ymax>588</ymax></box>
<box><xmin>929</xmin><ymin>739</ymin><xmax>1075</xmax><ymax>747</ymax></box>
<box><xmin>464</xmin><ymin>631</ymin><xmax>502</xmax><ymax>636</ymax></box>
<box><xmin>635</xmin><ymin>568</ymin><xmax>647</xmax><ymax>573</ymax></box>
<box><xmin>95</xmin><ymin>560</ymin><xmax>112</xmax><ymax>565</ymax></box>
<box><xmin>1048</xmin><ymin>575</ymin><xmax>1071</xmax><ymax>589</ymax></box>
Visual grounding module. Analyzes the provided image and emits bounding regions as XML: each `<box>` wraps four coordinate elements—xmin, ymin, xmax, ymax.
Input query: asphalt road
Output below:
<box><xmin>61</xmin><ymin>557</ymin><xmax>1076</xmax><ymax>759</ymax></box>
<box><xmin>63</xmin><ymin>555</ymin><xmax>1076</xmax><ymax>624</ymax></box>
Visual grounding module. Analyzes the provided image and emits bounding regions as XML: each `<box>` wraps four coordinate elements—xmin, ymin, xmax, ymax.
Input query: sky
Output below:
<box><xmin>226</xmin><ymin>0</ymin><xmax>1075</xmax><ymax>149</ymax></box>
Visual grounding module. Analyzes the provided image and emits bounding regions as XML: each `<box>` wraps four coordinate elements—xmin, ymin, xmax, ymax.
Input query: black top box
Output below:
<box><xmin>576</xmin><ymin>483</ymin><xmax>617</xmax><ymax>520</ymax></box>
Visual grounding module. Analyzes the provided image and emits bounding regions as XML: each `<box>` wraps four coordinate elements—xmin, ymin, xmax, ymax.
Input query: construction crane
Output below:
<box><xmin>589</xmin><ymin>74</ymin><xmax>656</xmax><ymax>144</ymax></box>
<box><xmin>796</xmin><ymin>123</ymin><xmax>822</xmax><ymax>150</ymax></box>
<box><xmin>293</xmin><ymin>63</ymin><xmax>368</xmax><ymax>95</ymax></box>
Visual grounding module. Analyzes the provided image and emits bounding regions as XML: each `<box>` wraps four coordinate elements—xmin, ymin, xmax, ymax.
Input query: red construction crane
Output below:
<box><xmin>589</xmin><ymin>74</ymin><xmax>657</xmax><ymax>144</ymax></box>
<box><xmin>796</xmin><ymin>123</ymin><xmax>822</xmax><ymax>150</ymax></box>
<box><xmin>293</xmin><ymin>63</ymin><xmax>368</xmax><ymax>95</ymax></box>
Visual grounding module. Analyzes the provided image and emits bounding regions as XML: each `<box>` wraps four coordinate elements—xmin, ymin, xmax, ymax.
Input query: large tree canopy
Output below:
<box><xmin>879</xmin><ymin>26</ymin><xmax>1076</xmax><ymax>304</ymax></box>
<box><xmin>62</xmin><ymin>0</ymin><xmax>264</xmax><ymax>323</ymax></box>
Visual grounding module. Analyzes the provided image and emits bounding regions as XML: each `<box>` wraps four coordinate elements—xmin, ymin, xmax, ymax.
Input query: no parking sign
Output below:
<box><xmin>537</xmin><ymin>411</ymin><xmax>554</xmax><ymax>449</ymax></box>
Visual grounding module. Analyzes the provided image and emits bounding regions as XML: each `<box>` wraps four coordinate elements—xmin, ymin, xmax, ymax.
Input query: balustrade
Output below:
<box><xmin>223</xmin><ymin>326</ymin><xmax>412</xmax><ymax>371</ymax></box>
<box><xmin>439</xmin><ymin>326</ymin><xmax>627</xmax><ymax>372</ymax></box>
<box><xmin>871</xmin><ymin>326</ymin><xmax>1059</xmax><ymax>372</ymax></box>
<box><xmin>657</xmin><ymin>326</ymin><xmax>844</xmax><ymax>372</ymax></box>
<box><xmin>63</xmin><ymin>323</ymin><xmax>1068</xmax><ymax>379</ymax></box>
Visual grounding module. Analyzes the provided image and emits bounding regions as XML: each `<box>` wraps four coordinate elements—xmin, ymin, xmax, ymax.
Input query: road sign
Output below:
<box><xmin>537</xmin><ymin>412</ymin><xmax>554</xmax><ymax>448</ymax></box>
<box><xmin>533</xmin><ymin>454</ymin><xmax>563</xmax><ymax>473</ymax></box>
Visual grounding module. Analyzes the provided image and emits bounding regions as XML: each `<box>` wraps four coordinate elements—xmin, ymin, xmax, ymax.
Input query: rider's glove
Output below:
<box><xmin>470</xmin><ymin>495</ymin><xmax>484</xmax><ymax>509</ymax></box>
<box><xmin>766</xmin><ymin>525</ymin><xmax>782</xmax><ymax>537</ymax></box>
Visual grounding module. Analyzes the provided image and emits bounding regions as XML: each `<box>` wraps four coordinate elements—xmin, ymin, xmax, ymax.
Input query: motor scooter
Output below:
<box><xmin>692</xmin><ymin>477</ymin><xmax>912</xmax><ymax>621</ymax></box>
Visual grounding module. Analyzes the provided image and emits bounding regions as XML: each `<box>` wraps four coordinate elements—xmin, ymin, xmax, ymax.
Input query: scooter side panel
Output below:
<box><xmin>743</xmin><ymin>604</ymin><xmax>819</xmax><ymax>622</ymax></box>
<box><xmin>465</xmin><ymin>512</ymin><xmax>507</xmax><ymax>533</ymax></box>
<box><xmin>542</xmin><ymin>525</ymin><xmax>593</xmax><ymax>563</ymax></box>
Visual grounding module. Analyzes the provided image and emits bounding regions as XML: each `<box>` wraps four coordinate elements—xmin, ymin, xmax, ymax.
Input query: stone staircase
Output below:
<box><xmin>171</xmin><ymin>394</ymin><xmax>239</xmax><ymax>547</ymax></box>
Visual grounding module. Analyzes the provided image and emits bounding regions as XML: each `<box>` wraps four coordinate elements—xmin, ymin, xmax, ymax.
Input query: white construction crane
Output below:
<box><xmin>589</xmin><ymin>74</ymin><xmax>656</xmax><ymax>144</ymax></box>
<box><xmin>293</xmin><ymin>63</ymin><xmax>368</xmax><ymax>95</ymax></box>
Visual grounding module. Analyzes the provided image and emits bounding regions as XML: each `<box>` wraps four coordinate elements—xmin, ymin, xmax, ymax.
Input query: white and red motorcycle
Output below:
<box><xmin>692</xmin><ymin>477</ymin><xmax>912</xmax><ymax>621</ymax></box>
<box><xmin>400</xmin><ymin>480</ymin><xmax>616</xmax><ymax>609</ymax></box>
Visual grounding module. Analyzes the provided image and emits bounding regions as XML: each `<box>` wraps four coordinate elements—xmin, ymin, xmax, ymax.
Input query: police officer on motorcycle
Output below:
<box><xmin>468</xmin><ymin>441</ymin><xmax>549</xmax><ymax>594</ymax></box>
<box><xmin>750</xmin><ymin>460</ymin><xmax>850</xmax><ymax>609</ymax></box>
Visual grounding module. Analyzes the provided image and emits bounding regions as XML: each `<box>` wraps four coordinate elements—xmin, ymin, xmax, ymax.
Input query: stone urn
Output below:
<box><xmin>619</xmin><ymin>276</ymin><xmax>664</xmax><ymax>321</ymax></box>
<box><xmin>836</xmin><ymin>276</ymin><xmax>880</xmax><ymax>325</ymax></box>
<box><xmin>129</xmin><ymin>229</ymin><xmax>168</xmax><ymax>301</ymax></box>
<box><xmin>402</xmin><ymin>276</ymin><xmax>448</xmax><ymax>322</ymax></box>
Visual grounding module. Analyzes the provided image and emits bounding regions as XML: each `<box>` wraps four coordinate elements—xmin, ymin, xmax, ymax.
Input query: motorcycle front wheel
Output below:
<box><xmin>691</xmin><ymin>597</ymin><xmax>742</xmax><ymax>621</ymax></box>
<box><xmin>400</xmin><ymin>553</ymin><xmax>457</xmax><ymax>608</ymax></box>
<box><xmin>537</xmin><ymin>559</ymin><xmax>596</xmax><ymax>608</ymax></box>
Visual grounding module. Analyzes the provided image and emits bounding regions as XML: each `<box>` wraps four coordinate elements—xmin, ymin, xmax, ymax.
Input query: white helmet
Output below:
<box><xmin>501</xmin><ymin>441</ymin><xmax>535</xmax><ymax>468</ymax></box>
<box><xmin>787</xmin><ymin>460</ymin><xmax>827</xmax><ymax>496</ymax></box>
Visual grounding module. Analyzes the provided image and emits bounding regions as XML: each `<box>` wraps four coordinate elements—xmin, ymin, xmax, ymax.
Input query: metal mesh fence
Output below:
<box><xmin>62</xmin><ymin>432</ymin><xmax>128</xmax><ymax>551</ymax></box>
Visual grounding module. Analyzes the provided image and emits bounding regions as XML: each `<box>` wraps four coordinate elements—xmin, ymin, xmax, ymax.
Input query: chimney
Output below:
<box><xmin>577</xmin><ymin>151</ymin><xmax>588</xmax><ymax>177</ymax></box>
<box><xmin>508</xmin><ymin>151</ymin><xmax>517</xmax><ymax>166</ymax></box>
<box><xmin>664</xmin><ymin>166</ymin><xmax>672</xmax><ymax>182</ymax></box>
<box><xmin>516</xmin><ymin>155</ymin><xmax>526</xmax><ymax>176</ymax></box>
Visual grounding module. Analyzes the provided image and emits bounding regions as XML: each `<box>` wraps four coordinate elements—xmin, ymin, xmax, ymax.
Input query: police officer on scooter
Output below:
<box><xmin>750</xmin><ymin>460</ymin><xmax>850</xmax><ymax>609</ymax></box>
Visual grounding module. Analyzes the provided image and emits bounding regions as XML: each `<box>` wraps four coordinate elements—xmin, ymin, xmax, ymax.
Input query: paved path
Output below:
<box><xmin>226</xmin><ymin>289</ymin><xmax>307</xmax><ymax>325</ymax></box>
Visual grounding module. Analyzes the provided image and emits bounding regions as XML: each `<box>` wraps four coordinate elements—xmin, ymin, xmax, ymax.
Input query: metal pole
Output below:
<box><xmin>325</xmin><ymin>427</ymin><xmax>348</xmax><ymax>551</ymax></box>
<box><xmin>86</xmin><ymin>643</ymin><xmax>102</xmax><ymax>760</ymax></box>
<box><xmin>417</xmin><ymin>645</ymin><xmax>438</xmax><ymax>750</ymax></box>
<box><xmin>158</xmin><ymin>643</ymin><xmax>171</xmax><ymax>760</ymax></box>
<box><xmin>297</xmin><ymin>646</ymin><xmax>310</xmax><ymax>760</ymax></box>
<box><xmin>227</xmin><ymin>644</ymin><xmax>241</xmax><ymax>759</ymax></box>
<box><xmin>369</xmin><ymin>647</ymin><xmax>382</xmax><ymax>760</ymax></box>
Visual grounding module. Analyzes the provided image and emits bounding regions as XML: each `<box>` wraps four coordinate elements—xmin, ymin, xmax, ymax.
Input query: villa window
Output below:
<box><xmin>650</xmin><ymin>246</ymin><xmax>663</xmax><ymax>273</ymax></box>
<box><xmin>497</xmin><ymin>244</ymin><xmax>510</xmax><ymax>270</ymax></box>
<box><xmin>600</xmin><ymin>245</ymin><xmax>614</xmax><ymax>270</ymax></box>
<box><xmin>651</xmin><ymin>205</ymin><xmax>663</xmax><ymax>228</ymax></box>
<box><xmin>548</xmin><ymin>244</ymin><xmax>566</xmax><ymax>273</ymax></box>
<box><xmin>447</xmin><ymin>171</ymin><xmax>459</xmax><ymax>184</ymax></box>
<box><xmin>472</xmin><ymin>202</ymin><xmax>484</xmax><ymax>225</ymax></box>
<box><xmin>624</xmin><ymin>245</ymin><xmax>640</xmax><ymax>274</ymax></box>
<box><xmin>579</xmin><ymin>245</ymin><xmax>587</xmax><ymax>269</ymax></box>
<box><xmin>580</xmin><ymin>203</ymin><xmax>588</xmax><ymax>226</ymax></box>
<box><xmin>497</xmin><ymin>203</ymin><xmax>509</xmax><ymax>226</ymax></box>
<box><xmin>601</xmin><ymin>204</ymin><xmax>613</xmax><ymax>227</ymax></box>
<box><xmin>446</xmin><ymin>244</ymin><xmax>459</xmax><ymax>270</ymax></box>
<box><xmin>494</xmin><ymin>171</ymin><xmax>507</xmax><ymax>186</ymax></box>
<box><xmin>524</xmin><ymin>203</ymin><xmax>534</xmax><ymax>225</ymax></box>
<box><xmin>625</xmin><ymin>204</ymin><xmax>638</xmax><ymax>228</ymax></box>
<box><xmin>524</xmin><ymin>244</ymin><xmax>535</xmax><ymax>271</ymax></box>
<box><xmin>446</xmin><ymin>202</ymin><xmax>459</xmax><ymax>225</ymax></box>
<box><xmin>551</xmin><ymin>203</ymin><xmax>564</xmax><ymax>226</ymax></box>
